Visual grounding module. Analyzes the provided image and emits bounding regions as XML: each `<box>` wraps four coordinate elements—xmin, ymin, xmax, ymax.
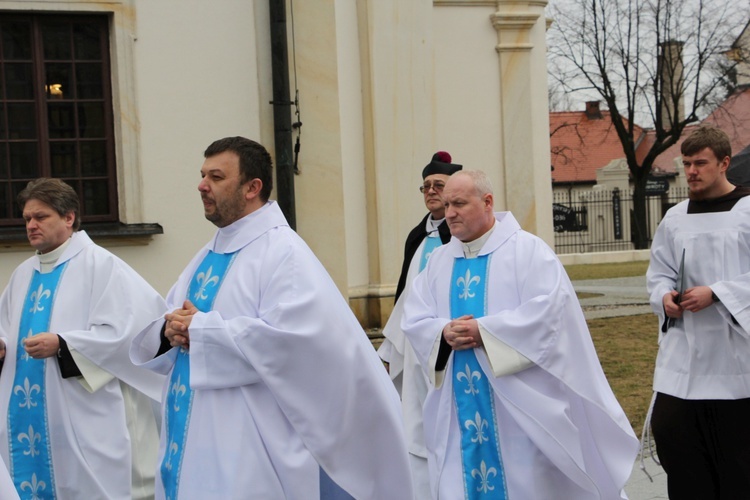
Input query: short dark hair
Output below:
<box><xmin>681</xmin><ymin>125</ymin><xmax>732</xmax><ymax>162</ymax></box>
<box><xmin>17</xmin><ymin>178</ymin><xmax>80</xmax><ymax>230</ymax></box>
<box><xmin>204</xmin><ymin>137</ymin><xmax>273</xmax><ymax>202</ymax></box>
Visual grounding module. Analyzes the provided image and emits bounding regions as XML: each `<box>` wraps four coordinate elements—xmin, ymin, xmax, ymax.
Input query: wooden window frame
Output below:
<box><xmin>0</xmin><ymin>13</ymin><xmax>118</xmax><ymax>226</ymax></box>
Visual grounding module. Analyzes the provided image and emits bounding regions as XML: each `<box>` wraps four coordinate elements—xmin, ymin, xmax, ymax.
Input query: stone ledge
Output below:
<box><xmin>0</xmin><ymin>222</ymin><xmax>163</xmax><ymax>250</ymax></box>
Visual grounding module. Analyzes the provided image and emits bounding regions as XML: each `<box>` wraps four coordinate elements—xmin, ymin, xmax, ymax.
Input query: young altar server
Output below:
<box><xmin>647</xmin><ymin>125</ymin><xmax>750</xmax><ymax>498</ymax></box>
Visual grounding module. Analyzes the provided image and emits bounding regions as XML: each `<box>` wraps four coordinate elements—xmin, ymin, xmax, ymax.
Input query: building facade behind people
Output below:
<box><xmin>130</xmin><ymin>136</ymin><xmax>413</xmax><ymax>499</ymax></box>
<box><xmin>647</xmin><ymin>124</ymin><xmax>750</xmax><ymax>498</ymax></box>
<box><xmin>378</xmin><ymin>151</ymin><xmax>460</xmax><ymax>498</ymax></box>
<box><xmin>0</xmin><ymin>178</ymin><xmax>166</xmax><ymax>499</ymax></box>
<box><xmin>402</xmin><ymin>170</ymin><xmax>639</xmax><ymax>499</ymax></box>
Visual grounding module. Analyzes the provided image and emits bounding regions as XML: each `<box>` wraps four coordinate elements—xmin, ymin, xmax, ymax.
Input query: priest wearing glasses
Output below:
<box><xmin>378</xmin><ymin>151</ymin><xmax>461</xmax><ymax>498</ymax></box>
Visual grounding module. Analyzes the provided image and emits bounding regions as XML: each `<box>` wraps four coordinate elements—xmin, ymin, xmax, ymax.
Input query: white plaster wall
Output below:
<box><xmin>433</xmin><ymin>6</ymin><xmax>505</xmax><ymax>208</ymax></box>
<box><xmin>118</xmin><ymin>0</ymin><xmax>262</xmax><ymax>294</ymax></box>
<box><xmin>0</xmin><ymin>0</ymin><xmax>554</xmax><ymax>314</ymax></box>
<box><xmin>335</xmin><ymin>0</ymin><xmax>370</xmax><ymax>290</ymax></box>
<box><xmin>281</xmin><ymin>0</ymin><xmax>351</xmax><ymax>292</ymax></box>
<box><xmin>363</xmin><ymin>0</ymin><xmax>435</xmax><ymax>291</ymax></box>
<box><xmin>0</xmin><ymin>0</ymin><xmax>263</xmax><ymax>295</ymax></box>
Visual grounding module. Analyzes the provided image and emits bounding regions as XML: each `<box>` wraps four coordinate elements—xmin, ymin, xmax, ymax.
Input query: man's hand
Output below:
<box><xmin>663</xmin><ymin>290</ymin><xmax>683</xmax><ymax>319</ymax></box>
<box><xmin>442</xmin><ymin>315</ymin><xmax>483</xmax><ymax>351</ymax></box>
<box><xmin>24</xmin><ymin>333</ymin><xmax>60</xmax><ymax>359</ymax></box>
<box><xmin>0</xmin><ymin>339</ymin><xmax>6</xmax><ymax>360</ymax></box>
<box><xmin>679</xmin><ymin>286</ymin><xmax>715</xmax><ymax>313</ymax></box>
<box><xmin>164</xmin><ymin>300</ymin><xmax>198</xmax><ymax>348</ymax></box>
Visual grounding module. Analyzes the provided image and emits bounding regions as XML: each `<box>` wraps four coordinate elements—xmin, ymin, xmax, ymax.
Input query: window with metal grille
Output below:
<box><xmin>0</xmin><ymin>14</ymin><xmax>117</xmax><ymax>226</ymax></box>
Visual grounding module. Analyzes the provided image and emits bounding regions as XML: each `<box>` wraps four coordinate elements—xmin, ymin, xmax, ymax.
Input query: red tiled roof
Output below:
<box><xmin>552</xmin><ymin>88</ymin><xmax>750</xmax><ymax>183</ymax></box>
<box><xmin>645</xmin><ymin>87</ymin><xmax>750</xmax><ymax>173</ymax></box>
<box><xmin>550</xmin><ymin>110</ymin><xmax>646</xmax><ymax>184</ymax></box>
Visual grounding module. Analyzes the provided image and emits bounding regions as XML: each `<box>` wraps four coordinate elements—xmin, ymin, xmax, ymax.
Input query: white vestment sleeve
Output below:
<box><xmin>71</xmin><ymin>350</ymin><xmax>115</xmax><ymax>393</ymax></box>
<box><xmin>711</xmin><ymin>277</ymin><xmax>750</xmax><ymax>338</ymax></box>
<box><xmin>189</xmin><ymin>231</ymin><xmax>411</xmax><ymax>499</ymax></box>
<box><xmin>188</xmin><ymin>311</ymin><xmax>263</xmax><ymax>389</ymax></box>
<box><xmin>60</xmin><ymin>247</ymin><xmax>167</xmax><ymax>402</ymax></box>
<box><xmin>478</xmin><ymin>322</ymin><xmax>534</xmax><ymax>377</ymax></box>
<box><xmin>646</xmin><ymin>215</ymin><xmax>680</xmax><ymax>330</ymax></box>
<box><xmin>402</xmin><ymin>267</ymin><xmax>450</xmax><ymax>389</ymax></box>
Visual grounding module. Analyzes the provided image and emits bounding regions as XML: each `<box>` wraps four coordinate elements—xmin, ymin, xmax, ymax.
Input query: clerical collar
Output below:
<box><xmin>37</xmin><ymin>236</ymin><xmax>72</xmax><ymax>273</ymax></box>
<box><xmin>687</xmin><ymin>186</ymin><xmax>750</xmax><ymax>214</ymax></box>
<box><xmin>425</xmin><ymin>216</ymin><xmax>445</xmax><ymax>235</ymax></box>
<box><xmin>213</xmin><ymin>202</ymin><xmax>272</xmax><ymax>253</ymax></box>
<box><xmin>461</xmin><ymin>221</ymin><xmax>496</xmax><ymax>258</ymax></box>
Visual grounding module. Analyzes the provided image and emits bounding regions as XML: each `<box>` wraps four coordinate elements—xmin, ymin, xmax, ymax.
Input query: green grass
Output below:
<box><xmin>564</xmin><ymin>260</ymin><xmax>649</xmax><ymax>281</ymax></box>
<box><xmin>565</xmin><ymin>260</ymin><xmax>656</xmax><ymax>432</ymax></box>
<box><xmin>588</xmin><ymin>314</ymin><xmax>658</xmax><ymax>432</ymax></box>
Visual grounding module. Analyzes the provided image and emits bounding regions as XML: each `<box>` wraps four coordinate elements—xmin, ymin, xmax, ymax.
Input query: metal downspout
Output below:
<box><xmin>268</xmin><ymin>0</ymin><xmax>296</xmax><ymax>229</ymax></box>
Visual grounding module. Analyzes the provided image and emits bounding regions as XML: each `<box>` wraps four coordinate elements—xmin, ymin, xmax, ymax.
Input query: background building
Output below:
<box><xmin>0</xmin><ymin>0</ymin><xmax>553</xmax><ymax>327</ymax></box>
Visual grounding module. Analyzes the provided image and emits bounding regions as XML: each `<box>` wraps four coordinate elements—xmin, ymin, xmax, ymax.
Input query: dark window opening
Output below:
<box><xmin>0</xmin><ymin>14</ymin><xmax>117</xmax><ymax>226</ymax></box>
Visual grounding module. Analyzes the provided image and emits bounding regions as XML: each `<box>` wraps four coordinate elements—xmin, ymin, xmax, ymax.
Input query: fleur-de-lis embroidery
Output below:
<box><xmin>465</xmin><ymin>411</ymin><xmax>489</xmax><ymax>444</ymax></box>
<box><xmin>19</xmin><ymin>472</ymin><xmax>46</xmax><ymax>498</ymax></box>
<box><xmin>457</xmin><ymin>269</ymin><xmax>481</xmax><ymax>300</ymax></box>
<box><xmin>164</xmin><ymin>440</ymin><xmax>179</xmax><ymax>471</ymax></box>
<box><xmin>471</xmin><ymin>460</ymin><xmax>497</xmax><ymax>494</ymax></box>
<box><xmin>29</xmin><ymin>284</ymin><xmax>51</xmax><ymax>313</ymax></box>
<box><xmin>171</xmin><ymin>375</ymin><xmax>187</xmax><ymax>412</ymax></box>
<box><xmin>456</xmin><ymin>363</ymin><xmax>482</xmax><ymax>395</ymax></box>
<box><xmin>194</xmin><ymin>266</ymin><xmax>220</xmax><ymax>301</ymax></box>
<box><xmin>14</xmin><ymin>377</ymin><xmax>41</xmax><ymax>409</ymax></box>
<box><xmin>18</xmin><ymin>424</ymin><xmax>41</xmax><ymax>457</ymax></box>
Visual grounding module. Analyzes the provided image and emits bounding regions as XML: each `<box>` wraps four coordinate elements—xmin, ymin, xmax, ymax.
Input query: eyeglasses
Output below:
<box><xmin>420</xmin><ymin>182</ymin><xmax>445</xmax><ymax>193</ymax></box>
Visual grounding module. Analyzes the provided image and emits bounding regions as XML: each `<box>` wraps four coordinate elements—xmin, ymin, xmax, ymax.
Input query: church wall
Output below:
<box><xmin>0</xmin><ymin>0</ymin><xmax>553</xmax><ymax>328</ymax></box>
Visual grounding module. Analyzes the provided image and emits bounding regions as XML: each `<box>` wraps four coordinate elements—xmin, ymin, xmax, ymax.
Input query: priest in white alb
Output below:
<box><xmin>378</xmin><ymin>151</ymin><xmax>460</xmax><ymax>498</ymax></box>
<box><xmin>131</xmin><ymin>137</ymin><xmax>413</xmax><ymax>500</ymax></box>
<box><xmin>402</xmin><ymin>170</ymin><xmax>639</xmax><ymax>499</ymax></box>
<box><xmin>0</xmin><ymin>178</ymin><xmax>166</xmax><ymax>499</ymax></box>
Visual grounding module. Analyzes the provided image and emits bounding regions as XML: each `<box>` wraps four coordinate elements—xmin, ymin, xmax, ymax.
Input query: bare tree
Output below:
<box><xmin>548</xmin><ymin>0</ymin><xmax>747</xmax><ymax>249</ymax></box>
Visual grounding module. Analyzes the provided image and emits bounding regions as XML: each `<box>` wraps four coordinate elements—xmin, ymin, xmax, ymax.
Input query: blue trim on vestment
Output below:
<box><xmin>450</xmin><ymin>256</ymin><xmax>508</xmax><ymax>499</ymax></box>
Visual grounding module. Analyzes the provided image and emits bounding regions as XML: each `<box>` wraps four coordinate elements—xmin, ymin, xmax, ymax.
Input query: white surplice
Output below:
<box><xmin>0</xmin><ymin>231</ymin><xmax>166</xmax><ymax>500</ymax></box>
<box><xmin>131</xmin><ymin>201</ymin><xmax>413</xmax><ymax>500</ymax></box>
<box><xmin>380</xmin><ymin>228</ymin><xmax>440</xmax><ymax>499</ymax></box>
<box><xmin>647</xmin><ymin>197</ymin><xmax>750</xmax><ymax>399</ymax></box>
<box><xmin>402</xmin><ymin>212</ymin><xmax>639</xmax><ymax>499</ymax></box>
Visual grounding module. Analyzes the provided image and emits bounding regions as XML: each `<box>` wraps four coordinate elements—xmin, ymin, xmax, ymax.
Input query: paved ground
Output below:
<box><xmin>572</xmin><ymin>275</ymin><xmax>668</xmax><ymax>499</ymax></box>
<box><xmin>573</xmin><ymin>275</ymin><xmax>653</xmax><ymax>320</ymax></box>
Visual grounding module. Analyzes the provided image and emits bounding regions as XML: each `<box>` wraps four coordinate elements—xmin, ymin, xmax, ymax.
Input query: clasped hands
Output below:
<box><xmin>165</xmin><ymin>300</ymin><xmax>198</xmax><ymax>349</ymax></box>
<box><xmin>663</xmin><ymin>285</ymin><xmax>714</xmax><ymax>319</ymax></box>
<box><xmin>18</xmin><ymin>333</ymin><xmax>60</xmax><ymax>359</ymax></box>
<box><xmin>442</xmin><ymin>314</ymin><xmax>483</xmax><ymax>351</ymax></box>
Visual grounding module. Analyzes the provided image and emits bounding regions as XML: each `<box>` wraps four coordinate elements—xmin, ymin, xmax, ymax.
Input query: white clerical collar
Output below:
<box><xmin>460</xmin><ymin>221</ymin><xmax>496</xmax><ymax>258</ymax></box>
<box><xmin>37</xmin><ymin>236</ymin><xmax>73</xmax><ymax>273</ymax></box>
<box><xmin>425</xmin><ymin>215</ymin><xmax>445</xmax><ymax>236</ymax></box>
<box><xmin>212</xmin><ymin>202</ymin><xmax>273</xmax><ymax>253</ymax></box>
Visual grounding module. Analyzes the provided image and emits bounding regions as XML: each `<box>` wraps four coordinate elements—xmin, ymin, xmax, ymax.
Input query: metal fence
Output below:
<box><xmin>553</xmin><ymin>186</ymin><xmax>691</xmax><ymax>254</ymax></box>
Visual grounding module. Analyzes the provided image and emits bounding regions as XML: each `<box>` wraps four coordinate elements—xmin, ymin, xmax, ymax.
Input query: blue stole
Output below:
<box><xmin>161</xmin><ymin>250</ymin><xmax>237</xmax><ymax>500</ymax></box>
<box><xmin>9</xmin><ymin>264</ymin><xmax>68</xmax><ymax>500</ymax></box>
<box><xmin>420</xmin><ymin>234</ymin><xmax>442</xmax><ymax>272</ymax></box>
<box><xmin>450</xmin><ymin>255</ymin><xmax>508</xmax><ymax>499</ymax></box>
